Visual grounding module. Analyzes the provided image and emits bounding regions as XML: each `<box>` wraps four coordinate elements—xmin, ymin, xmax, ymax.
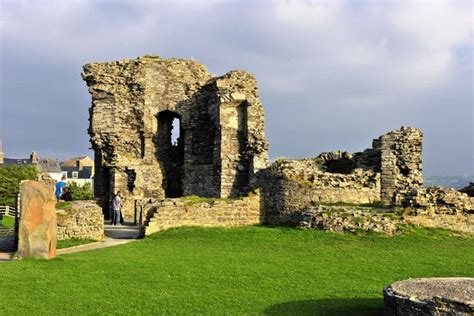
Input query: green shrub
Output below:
<box><xmin>0</xmin><ymin>165</ymin><xmax>38</xmax><ymax>207</ymax></box>
<box><xmin>67</xmin><ymin>182</ymin><xmax>93</xmax><ymax>200</ymax></box>
<box><xmin>56</xmin><ymin>201</ymin><xmax>73</xmax><ymax>210</ymax></box>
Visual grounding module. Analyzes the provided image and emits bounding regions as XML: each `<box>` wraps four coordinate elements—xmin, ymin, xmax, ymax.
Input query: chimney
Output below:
<box><xmin>30</xmin><ymin>151</ymin><xmax>38</xmax><ymax>164</ymax></box>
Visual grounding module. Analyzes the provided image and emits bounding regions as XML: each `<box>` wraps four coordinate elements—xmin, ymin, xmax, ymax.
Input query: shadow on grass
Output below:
<box><xmin>264</xmin><ymin>298</ymin><xmax>383</xmax><ymax>315</ymax></box>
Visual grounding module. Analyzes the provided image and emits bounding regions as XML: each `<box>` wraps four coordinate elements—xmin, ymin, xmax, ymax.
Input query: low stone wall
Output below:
<box><xmin>401</xmin><ymin>186</ymin><xmax>473</xmax><ymax>214</ymax></box>
<box><xmin>56</xmin><ymin>201</ymin><xmax>104</xmax><ymax>241</ymax></box>
<box><xmin>290</xmin><ymin>206</ymin><xmax>400</xmax><ymax>235</ymax></box>
<box><xmin>259</xmin><ymin>159</ymin><xmax>381</xmax><ymax>224</ymax></box>
<box><xmin>142</xmin><ymin>192</ymin><xmax>261</xmax><ymax>236</ymax></box>
<box><xmin>278</xmin><ymin>205</ymin><xmax>474</xmax><ymax>235</ymax></box>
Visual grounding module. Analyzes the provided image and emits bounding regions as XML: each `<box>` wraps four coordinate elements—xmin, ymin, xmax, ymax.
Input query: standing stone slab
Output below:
<box><xmin>17</xmin><ymin>180</ymin><xmax>57</xmax><ymax>259</ymax></box>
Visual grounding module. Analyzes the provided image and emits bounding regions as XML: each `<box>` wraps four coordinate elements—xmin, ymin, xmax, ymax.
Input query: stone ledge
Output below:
<box><xmin>383</xmin><ymin>278</ymin><xmax>474</xmax><ymax>315</ymax></box>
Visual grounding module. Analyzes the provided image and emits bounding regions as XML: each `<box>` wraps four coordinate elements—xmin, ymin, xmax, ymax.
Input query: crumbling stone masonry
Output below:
<box><xmin>82</xmin><ymin>56</ymin><xmax>268</xmax><ymax>218</ymax></box>
<box><xmin>56</xmin><ymin>201</ymin><xmax>104</xmax><ymax>241</ymax></box>
<box><xmin>380</xmin><ymin>127</ymin><xmax>423</xmax><ymax>204</ymax></box>
<box><xmin>83</xmin><ymin>56</ymin><xmax>471</xmax><ymax>234</ymax></box>
<box><xmin>142</xmin><ymin>192</ymin><xmax>261</xmax><ymax>236</ymax></box>
<box><xmin>259</xmin><ymin>127</ymin><xmax>424</xmax><ymax>224</ymax></box>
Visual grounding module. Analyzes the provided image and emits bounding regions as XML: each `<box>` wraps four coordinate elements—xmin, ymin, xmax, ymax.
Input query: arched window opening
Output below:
<box><xmin>171</xmin><ymin>117</ymin><xmax>180</xmax><ymax>146</ymax></box>
<box><xmin>155</xmin><ymin>110</ymin><xmax>184</xmax><ymax>197</ymax></box>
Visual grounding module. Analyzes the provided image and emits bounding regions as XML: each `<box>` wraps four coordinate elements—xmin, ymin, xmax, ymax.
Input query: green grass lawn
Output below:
<box><xmin>0</xmin><ymin>214</ymin><xmax>15</xmax><ymax>228</ymax></box>
<box><xmin>1</xmin><ymin>226</ymin><xmax>473</xmax><ymax>315</ymax></box>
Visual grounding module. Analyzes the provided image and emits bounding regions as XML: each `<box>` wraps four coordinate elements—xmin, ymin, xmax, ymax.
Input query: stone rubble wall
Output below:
<box><xmin>142</xmin><ymin>192</ymin><xmax>261</xmax><ymax>236</ymax></box>
<box><xmin>402</xmin><ymin>186</ymin><xmax>473</xmax><ymax>215</ymax></box>
<box><xmin>258</xmin><ymin>127</ymin><xmax>428</xmax><ymax>225</ymax></box>
<box><xmin>282</xmin><ymin>205</ymin><xmax>473</xmax><ymax>235</ymax></box>
<box><xmin>292</xmin><ymin>206</ymin><xmax>400</xmax><ymax>235</ymax></box>
<box><xmin>56</xmin><ymin>201</ymin><xmax>104</xmax><ymax>241</ymax></box>
<box><xmin>258</xmin><ymin>159</ymin><xmax>381</xmax><ymax>224</ymax></box>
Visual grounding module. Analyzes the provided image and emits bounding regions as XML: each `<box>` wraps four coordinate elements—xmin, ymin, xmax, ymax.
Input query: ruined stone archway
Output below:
<box><xmin>155</xmin><ymin>110</ymin><xmax>184</xmax><ymax>198</ymax></box>
<box><xmin>83</xmin><ymin>56</ymin><xmax>269</xmax><ymax>218</ymax></box>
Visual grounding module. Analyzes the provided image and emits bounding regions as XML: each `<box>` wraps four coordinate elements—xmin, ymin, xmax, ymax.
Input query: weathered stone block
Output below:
<box><xmin>17</xmin><ymin>180</ymin><xmax>57</xmax><ymax>259</ymax></box>
<box><xmin>384</xmin><ymin>278</ymin><xmax>474</xmax><ymax>315</ymax></box>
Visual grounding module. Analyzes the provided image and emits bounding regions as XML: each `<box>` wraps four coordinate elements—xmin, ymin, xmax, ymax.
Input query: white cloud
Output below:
<box><xmin>0</xmin><ymin>0</ymin><xmax>472</xmax><ymax>174</ymax></box>
<box><xmin>274</xmin><ymin>0</ymin><xmax>344</xmax><ymax>28</ymax></box>
<box><xmin>272</xmin><ymin>0</ymin><xmax>472</xmax><ymax>92</ymax></box>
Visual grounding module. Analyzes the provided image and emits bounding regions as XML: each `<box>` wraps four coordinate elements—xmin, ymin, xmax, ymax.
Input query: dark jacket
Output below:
<box><xmin>61</xmin><ymin>191</ymin><xmax>73</xmax><ymax>201</ymax></box>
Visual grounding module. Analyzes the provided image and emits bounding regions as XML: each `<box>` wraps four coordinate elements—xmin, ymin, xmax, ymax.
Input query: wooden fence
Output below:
<box><xmin>0</xmin><ymin>206</ymin><xmax>17</xmax><ymax>241</ymax></box>
<box><xmin>0</xmin><ymin>206</ymin><xmax>17</xmax><ymax>218</ymax></box>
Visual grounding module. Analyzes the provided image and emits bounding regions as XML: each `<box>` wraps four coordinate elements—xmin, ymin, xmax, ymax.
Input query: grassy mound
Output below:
<box><xmin>0</xmin><ymin>226</ymin><xmax>472</xmax><ymax>314</ymax></box>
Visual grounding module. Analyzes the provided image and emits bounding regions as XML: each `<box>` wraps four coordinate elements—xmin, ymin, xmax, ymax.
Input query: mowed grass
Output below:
<box><xmin>1</xmin><ymin>226</ymin><xmax>473</xmax><ymax>315</ymax></box>
<box><xmin>0</xmin><ymin>215</ymin><xmax>15</xmax><ymax>228</ymax></box>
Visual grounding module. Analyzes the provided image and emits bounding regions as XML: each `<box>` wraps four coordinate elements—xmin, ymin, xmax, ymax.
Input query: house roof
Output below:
<box><xmin>61</xmin><ymin>156</ymin><xmax>93</xmax><ymax>168</ymax></box>
<box><xmin>38</xmin><ymin>158</ymin><xmax>62</xmax><ymax>173</ymax></box>
<box><xmin>3</xmin><ymin>158</ymin><xmax>32</xmax><ymax>165</ymax></box>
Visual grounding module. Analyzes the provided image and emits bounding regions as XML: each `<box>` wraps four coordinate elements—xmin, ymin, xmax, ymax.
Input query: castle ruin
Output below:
<box><xmin>259</xmin><ymin>126</ymin><xmax>424</xmax><ymax>224</ymax></box>
<box><xmin>82</xmin><ymin>56</ymin><xmax>268</xmax><ymax>218</ymax></box>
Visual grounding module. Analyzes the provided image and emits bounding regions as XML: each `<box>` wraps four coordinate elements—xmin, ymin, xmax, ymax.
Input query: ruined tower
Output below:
<box><xmin>380</xmin><ymin>127</ymin><xmax>423</xmax><ymax>203</ymax></box>
<box><xmin>82</xmin><ymin>55</ymin><xmax>268</xmax><ymax>217</ymax></box>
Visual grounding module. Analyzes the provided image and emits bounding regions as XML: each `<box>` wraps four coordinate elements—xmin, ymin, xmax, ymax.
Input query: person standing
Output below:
<box><xmin>111</xmin><ymin>191</ymin><xmax>123</xmax><ymax>225</ymax></box>
<box><xmin>55</xmin><ymin>176</ymin><xmax>66</xmax><ymax>200</ymax></box>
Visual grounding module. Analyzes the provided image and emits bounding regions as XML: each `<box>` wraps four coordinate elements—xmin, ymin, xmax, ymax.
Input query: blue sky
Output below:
<box><xmin>0</xmin><ymin>0</ymin><xmax>472</xmax><ymax>176</ymax></box>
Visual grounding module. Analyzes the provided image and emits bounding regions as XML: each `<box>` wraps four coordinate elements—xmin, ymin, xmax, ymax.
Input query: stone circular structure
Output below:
<box><xmin>383</xmin><ymin>278</ymin><xmax>474</xmax><ymax>315</ymax></box>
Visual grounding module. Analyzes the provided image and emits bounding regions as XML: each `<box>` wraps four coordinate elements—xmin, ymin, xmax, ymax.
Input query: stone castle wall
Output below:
<box><xmin>142</xmin><ymin>192</ymin><xmax>261</xmax><ymax>236</ymax></box>
<box><xmin>258</xmin><ymin>159</ymin><xmax>381</xmax><ymax>224</ymax></box>
<box><xmin>83</xmin><ymin>56</ymin><xmax>268</xmax><ymax>219</ymax></box>
<box><xmin>258</xmin><ymin>127</ymin><xmax>423</xmax><ymax>225</ymax></box>
<box><xmin>56</xmin><ymin>201</ymin><xmax>104</xmax><ymax>241</ymax></box>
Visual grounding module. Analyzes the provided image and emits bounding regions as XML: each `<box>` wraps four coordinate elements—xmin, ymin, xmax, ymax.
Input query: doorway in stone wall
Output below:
<box><xmin>155</xmin><ymin>110</ymin><xmax>184</xmax><ymax>197</ymax></box>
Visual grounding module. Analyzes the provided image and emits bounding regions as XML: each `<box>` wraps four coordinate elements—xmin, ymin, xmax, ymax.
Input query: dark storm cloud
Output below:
<box><xmin>0</xmin><ymin>0</ymin><xmax>472</xmax><ymax>176</ymax></box>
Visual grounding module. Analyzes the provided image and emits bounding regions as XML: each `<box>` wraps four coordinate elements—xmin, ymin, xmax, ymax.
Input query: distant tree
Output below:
<box><xmin>0</xmin><ymin>165</ymin><xmax>38</xmax><ymax>207</ymax></box>
<box><xmin>67</xmin><ymin>182</ymin><xmax>93</xmax><ymax>200</ymax></box>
